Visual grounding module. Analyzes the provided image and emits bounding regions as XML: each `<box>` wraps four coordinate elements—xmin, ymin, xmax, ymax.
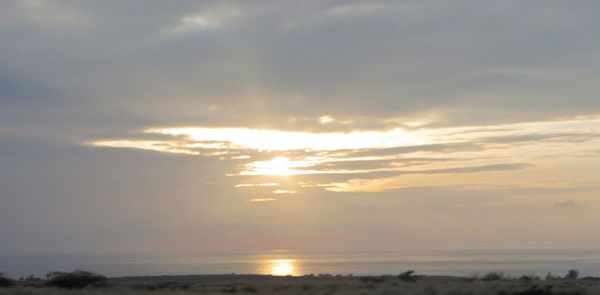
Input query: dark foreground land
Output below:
<box><xmin>1</xmin><ymin>273</ymin><xmax>600</xmax><ymax>295</ymax></box>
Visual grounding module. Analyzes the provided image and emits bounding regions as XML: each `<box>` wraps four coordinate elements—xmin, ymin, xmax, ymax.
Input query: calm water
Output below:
<box><xmin>1</xmin><ymin>249</ymin><xmax>599</xmax><ymax>278</ymax></box>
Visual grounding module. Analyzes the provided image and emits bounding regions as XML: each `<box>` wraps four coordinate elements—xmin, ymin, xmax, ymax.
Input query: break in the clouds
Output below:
<box><xmin>89</xmin><ymin>117</ymin><xmax>600</xmax><ymax>192</ymax></box>
<box><xmin>2</xmin><ymin>0</ymin><xmax>600</xmax><ymax>254</ymax></box>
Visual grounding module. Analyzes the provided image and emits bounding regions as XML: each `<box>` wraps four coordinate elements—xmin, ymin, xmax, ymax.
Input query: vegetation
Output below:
<box><xmin>45</xmin><ymin>270</ymin><xmax>108</xmax><ymax>289</ymax></box>
<box><xmin>397</xmin><ymin>270</ymin><xmax>419</xmax><ymax>282</ymax></box>
<box><xmin>481</xmin><ymin>271</ymin><xmax>505</xmax><ymax>281</ymax></box>
<box><xmin>518</xmin><ymin>274</ymin><xmax>540</xmax><ymax>281</ymax></box>
<box><xmin>565</xmin><ymin>269</ymin><xmax>579</xmax><ymax>280</ymax></box>
<box><xmin>0</xmin><ymin>270</ymin><xmax>598</xmax><ymax>294</ymax></box>
<box><xmin>0</xmin><ymin>272</ymin><xmax>15</xmax><ymax>287</ymax></box>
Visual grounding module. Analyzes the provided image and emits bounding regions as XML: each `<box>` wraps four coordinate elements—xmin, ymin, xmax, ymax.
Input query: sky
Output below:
<box><xmin>1</xmin><ymin>0</ymin><xmax>600</xmax><ymax>255</ymax></box>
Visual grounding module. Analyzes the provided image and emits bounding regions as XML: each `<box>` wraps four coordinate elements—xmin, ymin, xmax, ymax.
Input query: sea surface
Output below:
<box><xmin>1</xmin><ymin>248</ymin><xmax>599</xmax><ymax>278</ymax></box>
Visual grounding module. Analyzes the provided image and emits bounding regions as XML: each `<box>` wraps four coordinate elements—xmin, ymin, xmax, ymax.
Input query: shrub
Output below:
<box><xmin>45</xmin><ymin>270</ymin><xmax>107</xmax><ymax>289</ymax></box>
<box><xmin>514</xmin><ymin>285</ymin><xmax>554</xmax><ymax>295</ymax></box>
<box><xmin>46</xmin><ymin>271</ymin><xmax>66</xmax><ymax>280</ymax></box>
<box><xmin>300</xmin><ymin>284</ymin><xmax>312</xmax><ymax>290</ymax></box>
<box><xmin>398</xmin><ymin>270</ymin><xmax>418</xmax><ymax>282</ymax></box>
<box><xmin>241</xmin><ymin>285</ymin><xmax>258</xmax><ymax>293</ymax></box>
<box><xmin>156</xmin><ymin>281</ymin><xmax>190</xmax><ymax>290</ymax></box>
<box><xmin>546</xmin><ymin>272</ymin><xmax>561</xmax><ymax>280</ymax></box>
<box><xmin>0</xmin><ymin>273</ymin><xmax>14</xmax><ymax>287</ymax></box>
<box><xmin>132</xmin><ymin>281</ymin><xmax>191</xmax><ymax>290</ymax></box>
<box><xmin>360</xmin><ymin>276</ymin><xmax>387</xmax><ymax>283</ymax></box>
<box><xmin>564</xmin><ymin>269</ymin><xmax>579</xmax><ymax>280</ymax></box>
<box><xmin>518</xmin><ymin>275</ymin><xmax>540</xmax><ymax>281</ymax></box>
<box><xmin>19</xmin><ymin>274</ymin><xmax>44</xmax><ymax>286</ymax></box>
<box><xmin>481</xmin><ymin>272</ymin><xmax>505</xmax><ymax>281</ymax></box>
<box><xmin>221</xmin><ymin>285</ymin><xmax>237</xmax><ymax>293</ymax></box>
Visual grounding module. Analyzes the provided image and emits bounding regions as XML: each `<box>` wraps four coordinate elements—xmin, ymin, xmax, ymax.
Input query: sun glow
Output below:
<box><xmin>244</xmin><ymin>157</ymin><xmax>298</xmax><ymax>176</ymax></box>
<box><xmin>145</xmin><ymin>127</ymin><xmax>422</xmax><ymax>151</ymax></box>
<box><xmin>91</xmin><ymin>117</ymin><xmax>600</xmax><ymax>156</ymax></box>
<box><xmin>269</xmin><ymin>259</ymin><xmax>296</xmax><ymax>276</ymax></box>
<box><xmin>88</xmin><ymin>117</ymin><xmax>600</xmax><ymax>183</ymax></box>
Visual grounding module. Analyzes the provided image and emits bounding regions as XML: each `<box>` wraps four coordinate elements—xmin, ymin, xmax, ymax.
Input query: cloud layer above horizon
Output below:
<box><xmin>1</xmin><ymin>0</ymin><xmax>600</xmax><ymax>255</ymax></box>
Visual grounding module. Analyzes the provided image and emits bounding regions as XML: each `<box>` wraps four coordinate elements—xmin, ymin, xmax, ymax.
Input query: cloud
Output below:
<box><xmin>419</xmin><ymin>163</ymin><xmax>531</xmax><ymax>174</ymax></box>
<box><xmin>249</xmin><ymin>198</ymin><xmax>277</xmax><ymax>202</ymax></box>
<box><xmin>88</xmin><ymin>117</ymin><xmax>600</xmax><ymax>181</ymax></box>
<box><xmin>273</xmin><ymin>189</ymin><xmax>296</xmax><ymax>194</ymax></box>
<box><xmin>90</xmin><ymin>140</ymin><xmax>201</xmax><ymax>155</ymax></box>
<box><xmin>481</xmin><ymin>133</ymin><xmax>600</xmax><ymax>145</ymax></box>
<box><xmin>3</xmin><ymin>0</ymin><xmax>600</xmax><ymax>255</ymax></box>
<box><xmin>2</xmin><ymin>0</ymin><xmax>599</xmax><ymax>138</ymax></box>
<box><xmin>90</xmin><ymin>117</ymin><xmax>600</xmax><ymax>154</ymax></box>
<box><xmin>553</xmin><ymin>200</ymin><xmax>580</xmax><ymax>209</ymax></box>
<box><xmin>345</xmin><ymin>143</ymin><xmax>483</xmax><ymax>158</ymax></box>
<box><xmin>235</xmin><ymin>182</ymin><xmax>279</xmax><ymax>188</ymax></box>
<box><xmin>324</xmin><ymin>176</ymin><xmax>600</xmax><ymax>194</ymax></box>
<box><xmin>162</xmin><ymin>8</ymin><xmax>242</xmax><ymax>34</ymax></box>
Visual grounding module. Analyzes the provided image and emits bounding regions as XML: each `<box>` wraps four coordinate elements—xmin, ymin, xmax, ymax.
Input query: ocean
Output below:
<box><xmin>1</xmin><ymin>248</ymin><xmax>599</xmax><ymax>278</ymax></box>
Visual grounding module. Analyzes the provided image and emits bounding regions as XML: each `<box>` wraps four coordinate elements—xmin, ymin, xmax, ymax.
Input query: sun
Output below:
<box><xmin>270</xmin><ymin>259</ymin><xmax>295</xmax><ymax>276</ymax></box>
<box><xmin>246</xmin><ymin>156</ymin><xmax>295</xmax><ymax>176</ymax></box>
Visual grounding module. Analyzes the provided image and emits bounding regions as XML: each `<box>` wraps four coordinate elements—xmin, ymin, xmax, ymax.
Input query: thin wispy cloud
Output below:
<box><xmin>87</xmin><ymin>117</ymin><xmax>600</xmax><ymax>195</ymax></box>
<box><xmin>162</xmin><ymin>8</ymin><xmax>242</xmax><ymax>34</ymax></box>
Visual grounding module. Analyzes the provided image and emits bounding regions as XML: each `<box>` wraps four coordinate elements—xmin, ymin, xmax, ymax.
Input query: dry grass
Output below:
<box><xmin>1</xmin><ymin>276</ymin><xmax>599</xmax><ymax>295</ymax></box>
